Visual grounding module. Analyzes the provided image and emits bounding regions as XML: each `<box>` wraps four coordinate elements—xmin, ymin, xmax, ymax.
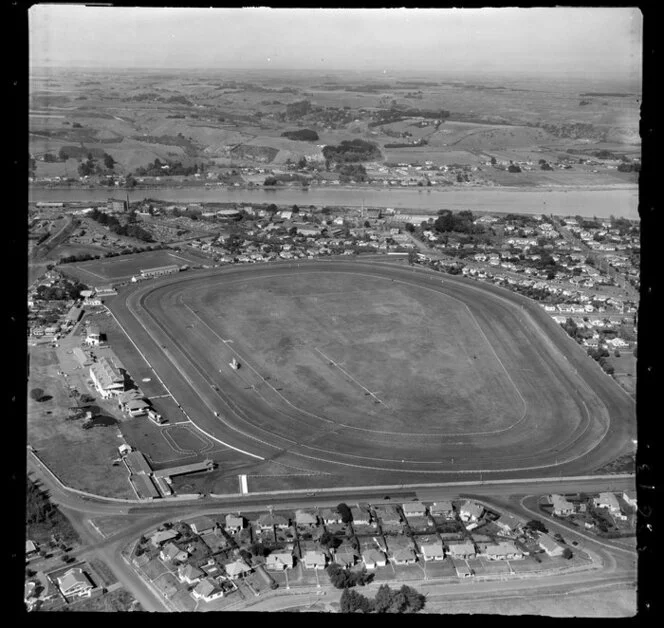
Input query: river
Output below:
<box><xmin>28</xmin><ymin>185</ymin><xmax>639</xmax><ymax>219</ymax></box>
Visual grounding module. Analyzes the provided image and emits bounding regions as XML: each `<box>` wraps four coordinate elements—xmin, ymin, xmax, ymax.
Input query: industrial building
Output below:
<box><xmin>154</xmin><ymin>459</ymin><xmax>215</xmax><ymax>479</ymax></box>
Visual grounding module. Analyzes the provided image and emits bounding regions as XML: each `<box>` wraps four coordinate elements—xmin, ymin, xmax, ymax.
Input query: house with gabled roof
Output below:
<box><xmin>392</xmin><ymin>547</ymin><xmax>417</xmax><ymax>565</ymax></box>
<box><xmin>622</xmin><ymin>491</ymin><xmax>637</xmax><ymax>509</ymax></box>
<box><xmin>479</xmin><ymin>541</ymin><xmax>523</xmax><ymax>561</ymax></box>
<box><xmin>374</xmin><ymin>505</ymin><xmax>401</xmax><ymax>526</ymax></box>
<box><xmin>495</xmin><ymin>513</ymin><xmax>522</xmax><ymax>534</ymax></box>
<box><xmin>26</xmin><ymin>540</ymin><xmax>38</xmax><ymax>558</ymax></box>
<box><xmin>349</xmin><ymin>506</ymin><xmax>371</xmax><ymax>526</ymax></box>
<box><xmin>420</xmin><ymin>541</ymin><xmax>445</xmax><ymax>561</ymax></box>
<box><xmin>594</xmin><ymin>492</ymin><xmax>621</xmax><ymax>514</ymax></box>
<box><xmin>191</xmin><ymin>577</ymin><xmax>224</xmax><ymax>602</ymax></box>
<box><xmin>447</xmin><ymin>541</ymin><xmax>476</xmax><ymax>559</ymax></box>
<box><xmin>56</xmin><ymin>568</ymin><xmax>94</xmax><ymax>598</ymax></box>
<box><xmin>224</xmin><ymin>560</ymin><xmax>253</xmax><ymax>580</ymax></box>
<box><xmin>458</xmin><ymin>500</ymin><xmax>484</xmax><ymax>522</ymax></box>
<box><xmin>177</xmin><ymin>563</ymin><xmax>205</xmax><ymax>585</ymax></box>
<box><xmin>334</xmin><ymin>549</ymin><xmax>358</xmax><ymax>569</ymax></box>
<box><xmin>150</xmin><ymin>529</ymin><xmax>179</xmax><ymax>547</ymax></box>
<box><xmin>160</xmin><ymin>542</ymin><xmax>188</xmax><ymax>563</ymax></box>
<box><xmin>256</xmin><ymin>513</ymin><xmax>289</xmax><ymax>531</ymax></box>
<box><xmin>429</xmin><ymin>501</ymin><xmax>454</xmax><ymax>518</ymax></box>
<box><xmin>319</xmin><ymin>508</ymin><xmax>341</xmax><ymax>525</ymax></box>
<box><xmin>265</xmin><ymin>552</ymin><xmax>294</xmax><ymax>571</ymax></box>
<box><xmin>362</xmin><ymin>549</ymin><xmax>387</xmax><ymax>569</ymax></box>
<box><xmin>225</xmin><ymin>514</ymin><xmax>244</xmax><ymax>533</ymax></box>
<box><xmin>302</xmin><ymin>550</ymin><xmax>327</xmax><ymax>570</ymax></box>
<box><xmin>550</xmin><ymin>494</ymin><xmax>575</xmax><ymax>516</ymax></box>
<box><xmin>294</xmin><ymin>509</ymin><xmax>318</xmax><ymax>528</ymax></box>
<box><xmin>187</xmin><ymin>515</ymin><xmax>216</xmax><ymax>536</ymax></box>
<box><xmin>402</xmin><ymin>501</ymin><xmax>427</xmax><ymax>519</ymax></box>
<box><xmin>538</xmin><ymin>533</ymin><xmax>564</xmax><ymax>557</ymax></box>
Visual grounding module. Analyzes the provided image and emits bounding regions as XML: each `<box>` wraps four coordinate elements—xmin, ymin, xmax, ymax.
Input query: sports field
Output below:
<box><xmin>62</xmin><ymin>249</ymin><xmax>200</xmax><ymax>284</ymax></box>
<box><xmin>107</xmin><ymin>260</ymin><xmax>636</xmax><ymax>485</ymax></box>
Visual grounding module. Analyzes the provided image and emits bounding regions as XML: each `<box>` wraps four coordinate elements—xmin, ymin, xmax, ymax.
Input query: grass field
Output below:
<box><xmin>27</xmin><ymin>346</ymin><xmax>135</xmax><ymax>499</ymax></box>
<box><xmin>66</xmin><ymin>249</ymin><xmax>200</xmax><ymax>283</ymax></box>
<box><xmin>189</xmin><ymin>272</ymin><xmax>522</xmax><ymax>434</ymax></box>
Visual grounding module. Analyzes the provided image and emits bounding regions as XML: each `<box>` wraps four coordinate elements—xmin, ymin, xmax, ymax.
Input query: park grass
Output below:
<box><xmin>189</xmin><ymin>271</ymin><xmax>521</xmax><ymax>435</ymax></box>
<box><xmin>28</xmin><ymin>346</ymin><xmax>135</xmax><ymax>499</ymax></box>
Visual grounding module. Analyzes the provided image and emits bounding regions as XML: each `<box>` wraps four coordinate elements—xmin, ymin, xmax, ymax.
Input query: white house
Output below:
<box><xmin>362</xmin><ymin>549</ymin><xmax>387</xmax><ymax>569</ymax></box>
<box><xmin>225</xmin><ymin>514</ymin><xmax>244</xmax><ymax>533</ymax></box>
<box><xmin>459</xmin><ymin>501</ymin><xmax>484</xmax><ymax>522</ymax></box>
<box><xmin>56</xmin><ymin>568</ymin><xmax>94</xmax><ymax>598</ymax></box>
<box><xmin>538</xmin><ymin>534</ymin><xmax>564</xmax><ymax>557</ymax></box>
<box><xmin>420</xmin><ymin>541</ymin><xmax>445</xmax><ymax>561</ymax></box>
<box><xmin>594</xmin><ymin>492</ymin><xmax>621</xmax><ymax>514</ymax></box>
<box><xmin>447</xmin><ymin>541</ymin><xmax>476</xmax><ymax>559</ymax></box>
<box><xmin>265</xmin><ymin>552</ymin><xmax>294</xmax><ymax>571</ymax></box>
<box><xmin>302</xmin><ymin>550</ymin><xmax>327</xmax><ymax>570</ymax></box>
<box><xmin>550</xmin><ymin>494</ymin><xmax>575</xmax><ymax>516</ymax></box>
<box><xmin>480</xmin><ymin>541</ymin><xmax>523</xmax><ymax>561</ymax></box>
<box><xmin>401</xmin><ymin>501</ymin><xmax>427</xmax><ymax>519</ymax></box>
<box><xmin>191</xmin><ymin>577</ymin><xmax>224</xmax><ymax>602</ymax></box>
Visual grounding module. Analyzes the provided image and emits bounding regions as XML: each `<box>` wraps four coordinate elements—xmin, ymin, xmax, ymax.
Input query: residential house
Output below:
<box><xmin>479</xmin><ymin>542</ymin><xmax>523</xmax><ymax>561</ymax></box>
<box><xmin>334</xmin><ymin>550</ymin><xmax>358</xmax><ymax>569</ymax></box>
<box><xmin>622</xmin><ymin>491</ymin><xmax>637</xmax><ymax>509</ymax></box>
<box><xmin>255</xmin><ymin>513</ymin><xmax>289</xmax><ymax>532</ymax></box>
<box><xmin>302</xmin><ymin>550</ymin><xmax>327</xmax><ymax>570</ymax></box>
<box><xmin>538</xmin><ymin>534</ymin><xmax>564</xmax><ymax>557</ymax></box>
<box><xmin>319</xmin><ymin>508</ymin><xmax>342</xmax><ymax>526</ymax></box>
<box><xmin>225</xmin><ymin>514</ymin><xmax>244</xmax><ymax>533</ymax></box>
<box><xmin>420</xmin><ymin>541</ymin><xmax>445</xmax><ymax>562</ymax></box>
<box><xmin>224</xmin><ymin>560</ymin><xmax>253</xmax><ymax>580</ymax></box>
<box><xmin>447</xmin><ymin>541</ymin><xmax>476</xmax><ymax>559</ymax></box>
<box><xmin>392</xmin><ymin>548</ymin><xmax>417</xmax><ymax>565</ymax></box>
<box><xmin>56</xmin><ymin>568</ymin><xmax>94</xmax><ymax>598</ymax></box>
<box><xmin>177</xmin><ymin>563</ymin><xmax>205</xmax><ymax>585</ymax></box>
<box><xmin>362</xmin><ymin>549</ymin><xmax>387</xmax><ymax>569</ymax></box>
<box><xmin>350</xmin><ymin>506</ymin><xmax>370</xmax><ymax>526</ymax></box>
<box><xmin>374</xmin><ymin>506</ymin><xmax>401</xmax><ymax>527</ymax></box>
<box><xmin>125</xmin><ymin>398</ymin><xmax>151</xmax><ymax>417</ymax></box>
<box><xmin>294</xmin><ymin>509</ymin><xmax>318</xmax><ymax>529</ymax></box>
<box><xmin>550</xmin><ymin>494</ymin><xmax>575</xmax><ymax>516</ymax></box>
<box><xmin>150</xmin><ymin>529</ymin><xmax>179</xmax><ymax>547</ymax></box>
<box><xmin>429</xmin><ymin>501</ymin><xmax>454</xmax><ymax>519</ymax></box>
<box><xmin>188</xmin><ymin>515</ymin><xmax>216</xmax><ymax>536</ymax></box>
<box><xmin>160</xmin><ymin>542</ymin><xmax>189</xmax><ymax>563</ymax></box>
<box><xmin>494</xmin><ymin>513</ymin><xmax>522</xmax><ymax>534</ymax></box>
<box><xmin>265</xmin><ymin>552</ymin><xmax>294</xmax><ymax>571</ymax></box>
<box><xmin>26</xmin><ymin>540</ymin><xmax>38</xmax><ymax>558</ymax></box>
<box><xmin>458</xmin><ymin>501</ymin><xmax>484</xmax><ymax>522</ymax></box>
<box><xmin>594</xmin><ymin>492</ymin><xmax>621</xmax><ymax>514</ymax></box>
<box><xmin>191</xmin><ymin>578</ymin><xmax>224</xmax><ymax>602</ymax></box>
<box><xmin>401</xmin><ymin>501</ymin><xmax>427</xmax><ymax>519</ymax></box>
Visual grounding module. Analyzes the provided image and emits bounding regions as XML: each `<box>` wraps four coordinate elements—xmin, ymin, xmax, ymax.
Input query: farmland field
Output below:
<box><xmin>107</xmin><ymin>260</ymin><xmax>636</xmax><ymax>486</ymax></box>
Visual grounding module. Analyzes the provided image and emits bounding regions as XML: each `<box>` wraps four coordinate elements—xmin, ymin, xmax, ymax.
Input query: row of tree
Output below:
<box><xmin>88</xmin><ymin>208</ymin><xmax>153</xmax><ymax>242</ymax></box>
<box><xmin>340</xmin><ymin>584</ymin><xmax>426</xmax><ymax>613</ymax></box>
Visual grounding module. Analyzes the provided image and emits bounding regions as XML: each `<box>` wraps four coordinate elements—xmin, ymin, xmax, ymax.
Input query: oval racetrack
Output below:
<box><xmin>109</xmin><ymin>259</ymin><xmax>636</xmax><ymax>483</ymax></box>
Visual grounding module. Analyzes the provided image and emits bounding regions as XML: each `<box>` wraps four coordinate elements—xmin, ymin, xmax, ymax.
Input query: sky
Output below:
<box><xmin>29</xmin><ymin>6</ymin><xmax>642</xmax><ymax>80</ymax></box>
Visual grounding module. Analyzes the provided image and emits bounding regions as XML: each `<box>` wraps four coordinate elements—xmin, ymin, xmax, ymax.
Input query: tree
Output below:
<box><xmin>562</xmin><ymin>547</ymin><xmax>573</xmax><ymax>559</ymax></box>
<box><xmin>373</xmin><ymin>584</ymin><xmax>393</xmax><ymax>613</ymax></box>
<box><xmin>30</xmin><ymin>388</ymin><xmax>45</xmax><ymax>402</ymax></box>
<box><xmin>337</xmin><ymin>503</ymin><xmax>352</xmax><ymax>524</ymax></box>
<box><xmin>319</xmin><ymin>530</ymin><xmax>341</xmax><ymax>550</ymax></box>
<box><xmin>103</xmin><ymin>153</ymin><xmax>116</xmax><ymax>170</ymax></box>
<box><xmin>58</xmin><ymin>148</ymin><xmax>70</xmax><ymax>161</ymax></box>
<box><xmin>407</xmin><ymin>250</ymin><xmax>417</xmax><ymax>266</ymax></box>
<box><xmin>340</xmin><ymin>588</ymin><xmax>373</xmax><ymax>613</ymax></box>
<box><xmin>525</xmin><ymin>519</ymin><xmax>548</xmax><ymax>534</ymax></box>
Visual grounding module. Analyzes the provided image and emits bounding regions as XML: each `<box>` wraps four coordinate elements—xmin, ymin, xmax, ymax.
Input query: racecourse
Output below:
<box><xmin>107</xmin><ymin>259</ymin><xmax>636</xmax><ymax>486</ymax></box>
